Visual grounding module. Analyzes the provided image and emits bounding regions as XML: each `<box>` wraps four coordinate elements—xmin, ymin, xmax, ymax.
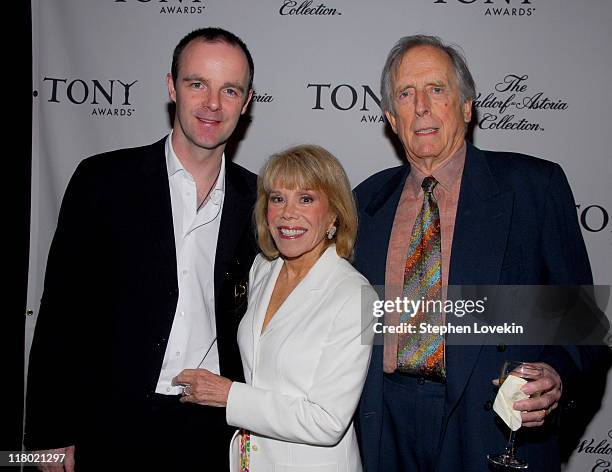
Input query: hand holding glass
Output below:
<box><xmin>487</xmin><ymin>361</ymin><xmax>544</xmax><ymax>470</ymax></box>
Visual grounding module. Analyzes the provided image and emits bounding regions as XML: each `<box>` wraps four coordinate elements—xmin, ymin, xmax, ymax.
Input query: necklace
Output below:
<box><xmin>196</xmin><ymin>163</ymin><xmax>222</xmax><ymax>211</ymax></box>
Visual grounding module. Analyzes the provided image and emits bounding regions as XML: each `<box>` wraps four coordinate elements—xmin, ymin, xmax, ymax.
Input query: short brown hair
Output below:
<box><xmin>255</xmin><ymin>145</ymin><xmax>358</xmax><ymax>261</ymax></box>
<box><xmin>171</xmin><ymin>27</ymin><xmax>254</xmax><ymax>92</ymax></box>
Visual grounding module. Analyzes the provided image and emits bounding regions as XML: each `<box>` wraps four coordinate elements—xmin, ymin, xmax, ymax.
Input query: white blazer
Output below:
<box><xmin>226</xmin><ymin>245</ymin><xmax>377</xmax><ymax>472</ymax></box>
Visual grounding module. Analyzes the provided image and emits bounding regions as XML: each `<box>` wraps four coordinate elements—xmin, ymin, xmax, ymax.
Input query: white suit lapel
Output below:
<box><xmin>251</xmin><ymin>257</ymin><xmax>284</xmax><ymax>356</ymax></box>
<box><xmin>259</xmin><ymin>245</ymin><xmax>338</xmax><ymax>339</ymax></box>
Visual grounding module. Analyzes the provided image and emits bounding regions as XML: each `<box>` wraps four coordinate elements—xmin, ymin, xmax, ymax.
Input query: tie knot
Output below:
<box><xmin>422</xmin><ymin>176</ymin><xmax>437</xmax><ymax>194</ymax></box>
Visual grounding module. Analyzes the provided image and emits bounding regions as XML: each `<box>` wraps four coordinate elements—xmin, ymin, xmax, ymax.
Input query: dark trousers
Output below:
<box><xmin>379</xmin><ymin>372</ymin><xmax>446</xmax><ymax>472</ymax></box>
<box><xmin>73</xmin><ymin>394</ymin><xmax>233</xmax><ymax>471</ymax></box>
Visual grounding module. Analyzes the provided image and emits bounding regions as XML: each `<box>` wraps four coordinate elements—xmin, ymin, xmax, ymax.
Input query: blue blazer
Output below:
<box><xmin>354</xmin><ymin>143</ymin><xmax>594</xmax><ymax>471</ymax></box>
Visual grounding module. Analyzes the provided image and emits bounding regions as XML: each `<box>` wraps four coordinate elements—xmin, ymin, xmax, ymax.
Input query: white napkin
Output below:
<box><xmin>493</xmin><ymin>375</ymin><xmax>528</xmax><ymax>431</ymax></box>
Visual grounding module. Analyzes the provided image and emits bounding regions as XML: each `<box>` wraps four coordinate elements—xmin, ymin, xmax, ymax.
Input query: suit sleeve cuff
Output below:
<box><xmin>226</xmin><ymin>381</ymin><xmax>249</xmax><ymax>428</ymax></box>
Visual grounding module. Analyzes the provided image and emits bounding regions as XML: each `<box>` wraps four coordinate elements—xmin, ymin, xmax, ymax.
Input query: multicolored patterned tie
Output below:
<box><xmin>397</xmin><ymin>176</ymin><xmax>446</xmax><ymax>381</ymax></box>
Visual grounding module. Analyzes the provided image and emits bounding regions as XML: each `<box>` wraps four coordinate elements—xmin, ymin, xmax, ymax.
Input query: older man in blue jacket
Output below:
<box><xmin>354</xmin><ymin>34</ymin><xmax>599</xmax><ymax>471</ymax></box>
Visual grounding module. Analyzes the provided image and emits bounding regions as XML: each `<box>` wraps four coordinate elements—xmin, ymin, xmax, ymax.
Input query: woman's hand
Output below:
<box><xmin>172</xmin><ymin>369</ymin><xmax>233</xmax><ymax>407</ymax></box>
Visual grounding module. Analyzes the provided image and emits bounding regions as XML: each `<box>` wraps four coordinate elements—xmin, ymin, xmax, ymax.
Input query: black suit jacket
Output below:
<box><xmin>354</xmin><ymin>143</ymin><xmax>600</xmax><ymax>471</ymax></box>
<box><xmin>25</xmin><ymin>137</ymin><xmax>258</xmax><ymax>450</ymax></box>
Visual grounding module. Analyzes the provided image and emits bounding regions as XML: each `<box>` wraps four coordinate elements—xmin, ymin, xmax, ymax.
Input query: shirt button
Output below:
<box><xmin>180</xmin><ymin>311</ymin><xmax>185</xmax><ymax>317</ymax></box>
<box><xmin>182</xmin><ymin>269</ymin><xmax>189</xmax><ymax>276</ymax></box>
<box><xmin>175</xmin><ymin>351</ymin><xmax>181</xmax><ymax>357</ymax></box>
<box><xmin>252</xmin><ymin>445</ymin><xmax>258</xmax><ymax>452</ymax></box>
<box><xmin>166</xmin><ymin>387</ymin><xmax>171</xmax><ymax>393</ymax></box>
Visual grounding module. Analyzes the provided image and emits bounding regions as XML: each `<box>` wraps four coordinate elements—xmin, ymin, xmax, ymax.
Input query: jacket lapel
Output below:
<box><xmin>251</xmin><ymin>257</ymin><xmax>283</xmax><ymax>355</ymax></box>
<box><xmin>449</xmin><ymin>144</ymin><xmax>514</xmax><ymax>286</ymax></box>
<box><xmin>139</xmin><ymin>137</ymin><xmax>178</xmax><ymax>294</ymax></box>
<box><xmin>358</xmin><ymin>166</ymin><xmax>410</xmax><ymax>287</ymax></box>
<box><xmin>213</xmin><ymin>161</ymin><xmax>256</xmax><ymax>301</ymax></box>
<box><xmin>259</xmin><ymin>246</ymin><xmax>339</xmax><ymax>339</ymax></box>
<box><xmin>445</xmin><ymin>143</ymin><xmax>514</xmax><ymax>414</ymax></box>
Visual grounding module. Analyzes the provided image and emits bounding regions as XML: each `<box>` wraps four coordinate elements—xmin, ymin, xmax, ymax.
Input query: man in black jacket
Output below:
<box><xmin>25</xmin><ymin>27</ymin><xmax>257</xmax><ymax>471</ymax></box>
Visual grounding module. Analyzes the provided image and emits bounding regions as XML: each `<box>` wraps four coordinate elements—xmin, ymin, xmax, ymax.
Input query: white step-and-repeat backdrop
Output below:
<box><xmin>28</xmin><ymin>1</ymin><xmax>611</xmax><ymax>469</ymax></box>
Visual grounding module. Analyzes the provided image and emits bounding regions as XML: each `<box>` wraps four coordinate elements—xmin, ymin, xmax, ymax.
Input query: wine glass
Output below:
<box><xmin>487</xmin><ymin>361</ymin><xmax>544</xmax><ymax>470</ymax></box>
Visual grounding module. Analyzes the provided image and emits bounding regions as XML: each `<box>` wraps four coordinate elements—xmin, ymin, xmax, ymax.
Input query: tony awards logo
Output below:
<box><xmin>433</xmin><ymin>0</ymin><xmax>535</xmax><ymax>17</ymax></box>
<box><xmin>114</xmin><ymin>0</ymin><xmax>206</xmax><ymax>15</ymax></box>
<box><xmin>40</xmin><ymin>77</ymin><xmax>138</xmax><ymax>118</ymax></box>
<box><xmin>576</xmin><ymin>204</ymin><xmax>610</xmax><ymax>234</ymax></box>
<box><xmin>307</xmin><ymin>83</ymin><xmax>384</xmax><ymax>124</ymax></box>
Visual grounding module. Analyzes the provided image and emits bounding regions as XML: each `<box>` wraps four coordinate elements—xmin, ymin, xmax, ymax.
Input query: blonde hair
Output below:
<box><xmin>255</xmin><ymin>144</ymin><xmax>358</xmax><ymax>261</ymax></box>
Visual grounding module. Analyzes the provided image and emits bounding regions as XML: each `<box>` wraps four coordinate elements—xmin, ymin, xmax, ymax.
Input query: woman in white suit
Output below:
<box><xmin>173</xmin><ymin>144</ymin><xmax>377</xmax><ymax>471</ymax></box>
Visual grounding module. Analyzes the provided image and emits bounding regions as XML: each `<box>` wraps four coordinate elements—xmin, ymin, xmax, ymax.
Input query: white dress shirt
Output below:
<box><xmin>155</xmin><ymin>132</ymin><xmax>225</xmax><ymax>395</ymax></box>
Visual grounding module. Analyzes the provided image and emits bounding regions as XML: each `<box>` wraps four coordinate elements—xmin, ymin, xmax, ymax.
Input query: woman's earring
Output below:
<box><xmin>326</xmin><ymin>226</ymin><xmax>337</xmax><ymax>240</ymax></box>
